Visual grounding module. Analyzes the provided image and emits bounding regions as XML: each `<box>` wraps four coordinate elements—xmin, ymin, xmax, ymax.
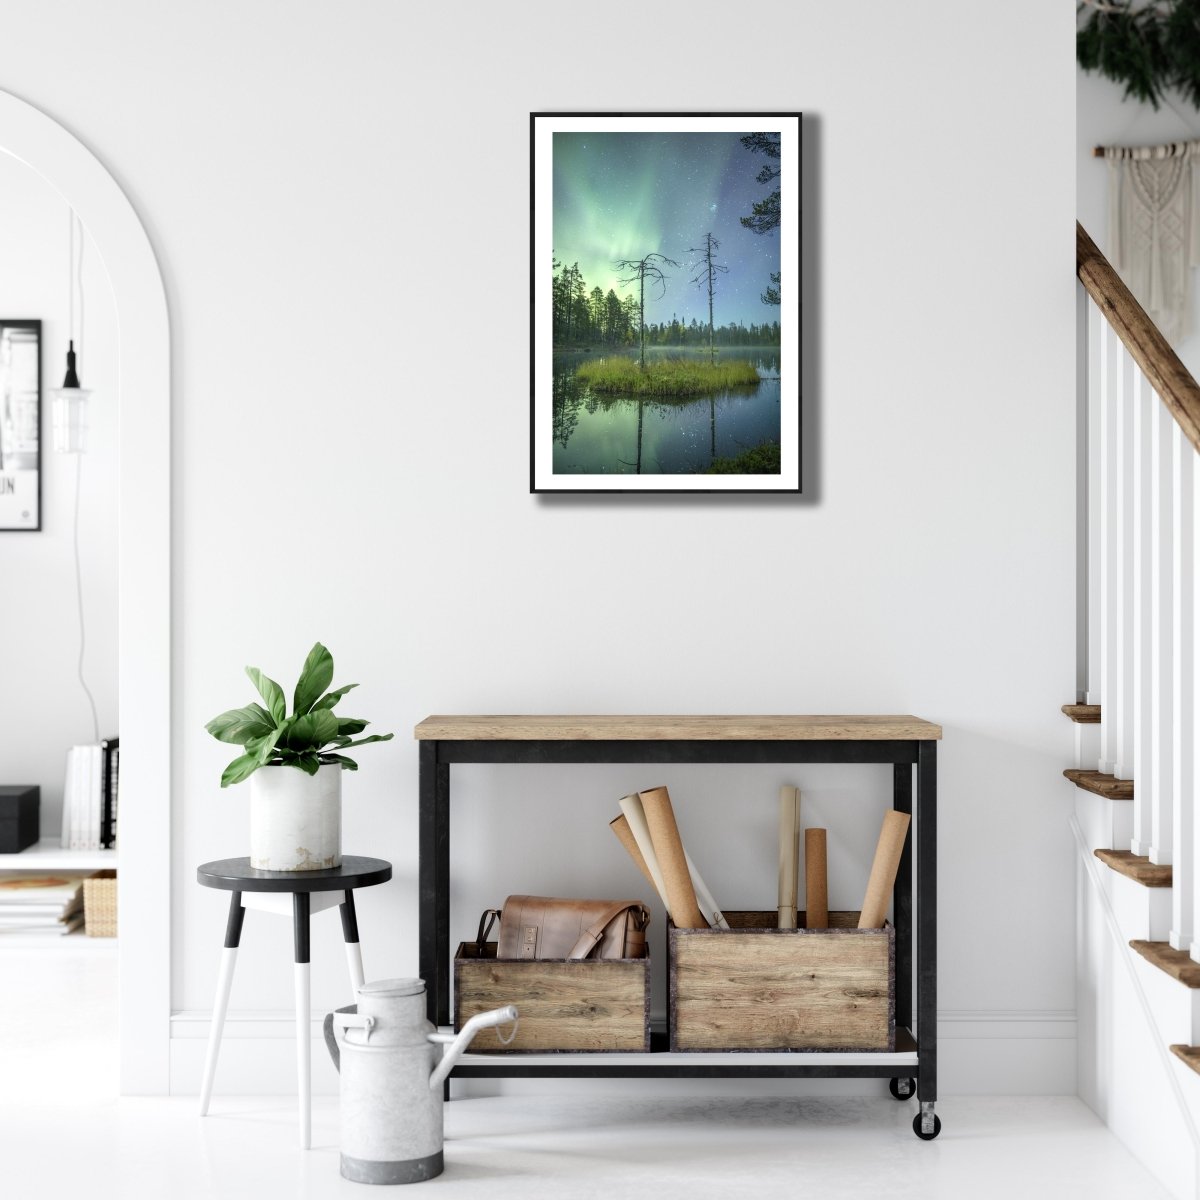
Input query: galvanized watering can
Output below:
<box><xmin>324</xmin><ymin>977</ymin><xmax>517</xmax><ymax>1185</ymax></box>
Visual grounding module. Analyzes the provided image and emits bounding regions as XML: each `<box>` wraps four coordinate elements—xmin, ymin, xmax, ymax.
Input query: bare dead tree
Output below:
<box><xmin>686</xmin><ymin>233</ymin><xmax>728</xmax><ymax>363</ymax></box>
<box><xmin>614</xmin><ymin>253</ymin><xmax>679</xmax><ymax>368</ymax></box>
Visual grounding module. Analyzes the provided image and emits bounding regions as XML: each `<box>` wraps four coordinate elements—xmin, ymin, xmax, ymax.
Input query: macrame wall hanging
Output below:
<box><xmin>1099</xmin><ymin>140</ymin><xmax>1200</xmax><ymax>343</ymax></box>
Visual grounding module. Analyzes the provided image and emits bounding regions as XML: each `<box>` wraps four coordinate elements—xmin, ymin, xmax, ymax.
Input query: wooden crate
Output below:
<box><xmin>454</xmin><ymin>941</ymin><xmax>650</xmax><ymax>1053</ymax></box>
<box><xmin>669</xmin><ymin>910</ymin><xmax>894</xmax><ymax>1051</ymax></box>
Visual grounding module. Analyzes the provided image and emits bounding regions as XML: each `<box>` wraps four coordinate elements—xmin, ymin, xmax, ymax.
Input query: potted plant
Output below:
<box><xmin>205</xmin><ymin>642</ymin><xmax>393</xmax><ymax>871</ymax></box>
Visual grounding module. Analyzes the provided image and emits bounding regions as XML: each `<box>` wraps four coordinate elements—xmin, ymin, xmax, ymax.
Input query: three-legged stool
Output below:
<box><xmin>196</xmin><ymin>856</ymin><xmax>392</xmax><ymax>1148</ymax></box>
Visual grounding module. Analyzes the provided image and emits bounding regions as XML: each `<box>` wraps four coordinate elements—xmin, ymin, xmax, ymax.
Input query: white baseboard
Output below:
<box><xmin>169</xmin><ymin>1009</ymin><xmax>1076</xmax><ymax>1097</ymax></box>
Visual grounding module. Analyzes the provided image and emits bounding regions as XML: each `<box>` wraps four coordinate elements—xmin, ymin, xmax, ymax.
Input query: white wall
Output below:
<box><xmin>0</xmin><ymin>151</ymin><xmax>117</xmax><ymax>838</ymax></box>
<box><xmin>0</xmin><ymin>1</ymin><xmax>1075</xmax><ymax>1094</ymax></box>
<box><xmin>1078</xmin><ymin>69</ymin><xmax>1200</xmax><ymax>376</ymax></box>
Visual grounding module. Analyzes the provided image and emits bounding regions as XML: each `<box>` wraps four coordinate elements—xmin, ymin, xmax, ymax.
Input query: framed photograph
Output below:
<box><xmin>0</xmin><ymin>320</ymin><xmax>41</xmax><ymax>530</ymax></box>
<box><xmin>530</xmin><ymin>112</ymin><xmax>800</xmax><ymax>494</ymax></box>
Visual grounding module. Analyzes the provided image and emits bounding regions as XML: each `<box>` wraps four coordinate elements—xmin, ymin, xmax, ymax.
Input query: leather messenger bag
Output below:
<box><xmin>476</xmin><ymin>895</ymin><xmax>650</xmax><ymax>961</ymax></box>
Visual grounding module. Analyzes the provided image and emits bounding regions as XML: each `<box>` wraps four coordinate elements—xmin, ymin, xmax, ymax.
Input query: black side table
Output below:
<box><xmin>196</xmin><ymin>855</ymin><xmax>391</xmax><ymax>1149</ymax></box>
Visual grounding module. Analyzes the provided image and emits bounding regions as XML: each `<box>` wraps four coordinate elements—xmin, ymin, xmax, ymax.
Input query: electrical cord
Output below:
<box><xmin>72</xmin><ymin>450</ymin><xmax>99</xmax><ymax>745</ymax></box>
<box><xmin>67</xmin><ymin>208</ymin><xmax>99</xmax><ymax>744</ymax></box>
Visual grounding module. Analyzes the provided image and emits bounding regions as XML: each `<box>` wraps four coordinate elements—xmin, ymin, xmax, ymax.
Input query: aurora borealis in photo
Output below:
<box><xmin>552</xmin><ymin>131</ymin><xmax>780</xmax><ymax>329</ymax></box>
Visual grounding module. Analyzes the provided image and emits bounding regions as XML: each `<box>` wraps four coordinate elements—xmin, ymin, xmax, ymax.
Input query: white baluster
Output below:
<box><xmin>1077</xmin><ymin>286</ymin><xmax>1092</xmax><ymax>705</ymax></box>
<box><xmin>1131</xmin><ymin>368</ymin><xmax>1155</xmax><ymax>855</ymax></box>
<box><xmin>1150</xmin><ymin>400</ymin><xmax>1175</xmax><ymax>864</ymax></box>
<box><xmin>1189</xmin><ymin>447</ymin><xmax>1200</xmax><ymax>964</ymax></box>
<box><xmin>1099</xmin><ymin>321</ymin><xmax>1119</xmax><ymax>774</ymax></box>
<box><xmin>1168</xmin><ymin>424</ymin><xmax>1194</xmax><ymax>949</ymax></box>
<box><xmin>1087</xmin><ymin>300</ymin><xmax>1103</xmax><ymax>707</ymax></box>
<box><xmin>1114</xmin><ymin>347</ymin><xmax>1136</xmax><ymax>780</ymax></box>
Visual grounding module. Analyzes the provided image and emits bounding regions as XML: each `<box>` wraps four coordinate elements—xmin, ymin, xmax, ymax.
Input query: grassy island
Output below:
<box><xmin>706</xmin><ymin>441</ymin><xmax>781</xmax><ymax>475</ymax></box>
<box><xmin>575</xmin><ymin>357</ymin><xmax>760</xmax><ymax>398</ymax></box>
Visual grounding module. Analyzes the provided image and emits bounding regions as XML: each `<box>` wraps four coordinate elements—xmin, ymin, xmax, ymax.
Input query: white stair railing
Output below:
<box><xmin>1077</xmin><ymin>222</ymin><xmax>1200</xmax><ymax>966</ymax></box>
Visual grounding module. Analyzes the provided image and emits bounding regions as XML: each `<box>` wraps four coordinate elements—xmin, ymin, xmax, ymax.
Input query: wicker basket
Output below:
<box><xmin>84</xmin><ymin>870</ymin><xmax>117</xmax><ymax>937</ymax></box>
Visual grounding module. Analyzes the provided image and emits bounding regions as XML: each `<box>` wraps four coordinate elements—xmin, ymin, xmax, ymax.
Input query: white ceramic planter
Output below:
<box><xmin>249</xmin><ymin>762</ymin><xmax>342</xmax><ymax>871</ymax></box>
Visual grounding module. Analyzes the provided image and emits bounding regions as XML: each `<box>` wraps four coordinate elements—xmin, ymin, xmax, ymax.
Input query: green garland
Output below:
<box><xmin>1078</xmin><ymin>1</ymin><xmax>1200</xmax><ymax>109</ymax></box>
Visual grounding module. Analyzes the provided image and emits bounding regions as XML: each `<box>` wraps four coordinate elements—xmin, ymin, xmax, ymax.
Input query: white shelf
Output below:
<box><xmin>0</xmin><ymin>843</ymin><xmax>119</xmax><ymax>947</ymax></box>
<box><xmin>0</xmin><ymin>839</ymin><xmax>118</xmax><ymax>870</ymax></box>
<box><xmin>439</xmin><ymin>1027</ymin><xmax>919</xmax><ymax>1070</ymax></box>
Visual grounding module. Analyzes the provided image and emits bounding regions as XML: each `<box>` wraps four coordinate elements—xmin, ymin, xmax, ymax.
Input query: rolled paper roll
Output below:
<box><xmin>858</xmin><ymin>810</ymin><xmax>912</xmax><ymax>929</ymax></box>
<box><xmin>684</xmin><ymin>848</ymin><xmax>730</xmax><ymax>930</ymax></box>
<box><xmin>610</xmin><ymin>812</ymin><xmax>662</xmax><ymax>900</ymax></box>
<box><xmin>805</xmin><ymin>827</ymin><xmax>828</xmax><ymax>929</ymax></box>
<box><xmin>638</xmin><ymin>785</ymin><xmax>708</xmax><ymax>929</ymax></box>
<box><xmin>778</xmin><ymin>785</ymin><xmax>799</xmax><ymax>929</ymax></box>
<box><xmin>617</xmin><ymin>794</ymin><xmax>671</xmax><ymax>916</ymax></box>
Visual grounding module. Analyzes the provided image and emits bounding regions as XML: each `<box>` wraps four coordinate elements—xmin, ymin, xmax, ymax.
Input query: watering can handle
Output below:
<box><xmin>322</xmin><ymin>1012</ymin><xmax>340</xmax><ymax>1073</ymax></box>
<box><xmin>323</xmin><ymin>1004</ymin><xmax>374</xmax><ymax>1072</ymax></box>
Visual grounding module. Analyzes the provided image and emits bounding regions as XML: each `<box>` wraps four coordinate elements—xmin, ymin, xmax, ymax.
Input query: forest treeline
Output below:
<box><xmin>551</xmin><ymin>261</ymin><xmax>780</xmax><ymax>350</ymax></box>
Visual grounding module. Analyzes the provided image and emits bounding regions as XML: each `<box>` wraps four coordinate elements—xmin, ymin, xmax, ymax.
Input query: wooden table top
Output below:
<box><xmin>413</xmin><ymin>715</ymin><xmax>942</xmax><ymax>742</ymax></box>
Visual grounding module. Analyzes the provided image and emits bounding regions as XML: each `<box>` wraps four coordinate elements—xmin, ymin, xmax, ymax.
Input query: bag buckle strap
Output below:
<box><xmin>567</xmin><ymin>901</ymin><xmax>651</xmax><ymax>959</ymax></box>
<box><xmin>476</xmin><ymin>908</ymin><xmax>501</xmax><ymax>949</ymax></box>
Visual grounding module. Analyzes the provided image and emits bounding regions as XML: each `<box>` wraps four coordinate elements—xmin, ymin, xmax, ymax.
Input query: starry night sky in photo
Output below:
<box><xmin>552</xmin><ymin>131</ymin><xmax>780</xmax><ymax>330</ymax></box>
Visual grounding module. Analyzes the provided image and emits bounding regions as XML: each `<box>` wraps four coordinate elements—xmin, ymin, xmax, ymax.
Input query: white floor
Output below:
<box><xmin>0</xmin><ymin>947</ymin><xmax>1176</xmax><ymax>1200</ymax></box>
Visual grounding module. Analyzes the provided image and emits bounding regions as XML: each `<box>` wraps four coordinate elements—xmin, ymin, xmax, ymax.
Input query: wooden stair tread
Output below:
<box><xmin>1094</xmin><ymin>849</ymin><xmax>1172</xmax><ymax>887</ymax></box>
<box><xmin>1063</xmin><ymin>769</ymin><xmax>1134</xmax><ymax>799</ymax></box>
<box><xmin>1130</xmin><ymin>941</ymin><xmax>1200</xmax><ymax>987</ymax></box>
<box><xmin>1170</xmin><ymin>1045</ymin><xmax>1200</xmax><ymax>1075</ymax></box>
<box><xmin>1062</xmin><ymin>704</ymin><xmax>1101</xmax><ymax>724</ymax></box>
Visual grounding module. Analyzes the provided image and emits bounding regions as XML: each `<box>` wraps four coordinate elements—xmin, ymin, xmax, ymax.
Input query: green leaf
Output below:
<box><xmin>220</xmin><ymin>752</ymin><xmax>262</xmax><ymax>787</ymax></box>
<box><xmin>320</xmin><ymin>753</ymin><xmax>359</xmax><ymax>771</ymax></box>
<box><xmin>312</xmin><ymin>683</ymin><xmax>358</xmax><ymax>712</ymax></box>
<box><xmin>245</xmin><ymin>666</ymin><xmax>286</xmax><ymax>724</ymax></box>
<box><xmin>282</xmin><ymin>708</ymin><xmax>340</xmax><ymax>752</ymax></box>
<box><xmin>205</xmin><ymin>703</ymin><xmax>275</xmax><ymax>746</ymax></box>
<box><xmin>250</xmin><ymin>726</ymin><xmax>285</xmax><ymax>765</ymax></box>
<box><xmin>293</xmin><ymin>752</ymin><xmax>321</xmax><ymax>776</ymax></box>
<box><xmin>336</xmin><ymin>717</ymin><xmax>369</xmax><ymax>737</ymax></box>
<box><xmin>337</xmin><ymin>733</ymin><xmax>394</xmax><ymax>751</ymax></box>
<box><xmin>293</xmin><ymin>643</ymin><xmax>335</xmax><ymax>716</ymax></box>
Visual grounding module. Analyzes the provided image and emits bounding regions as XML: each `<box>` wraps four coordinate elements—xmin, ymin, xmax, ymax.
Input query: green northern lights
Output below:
<box><xmin>552</xmin><ymin>131</ymin><xmax>781</xmax><ymax>331</ymax></box>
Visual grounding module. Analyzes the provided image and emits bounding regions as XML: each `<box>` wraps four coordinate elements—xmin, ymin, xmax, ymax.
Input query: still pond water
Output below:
<box><xmin>552</xmin><ymin>347</ymin><xmax>781</xmax><ymax>475</ymax></box>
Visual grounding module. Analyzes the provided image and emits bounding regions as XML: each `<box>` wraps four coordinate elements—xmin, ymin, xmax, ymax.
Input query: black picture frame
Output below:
<box><xmin>0</xmin><ymin>319</ymin><xmax>42</xmax><ymax>530</ymax></box>
<box><xmin>530</xmin><ymin>112</ymin><xmax>801</xmax><ymax>494</ymax></box>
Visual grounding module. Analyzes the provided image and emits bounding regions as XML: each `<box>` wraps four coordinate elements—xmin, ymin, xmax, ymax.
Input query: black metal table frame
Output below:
<box><xmin>418</xmin><ymin>737</ymin><xmax>936</xmax><ymax>1121</ymax></box>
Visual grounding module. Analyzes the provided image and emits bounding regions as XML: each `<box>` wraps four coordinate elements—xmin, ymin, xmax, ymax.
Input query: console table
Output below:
<box><xmin>414</xmin><ymin>715</ymin><xmax>942</xmax><ymax>1139</ymax></box>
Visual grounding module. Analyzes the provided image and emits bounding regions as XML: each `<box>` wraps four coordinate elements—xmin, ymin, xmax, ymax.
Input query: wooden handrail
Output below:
<box><xmin>1077</xmin><ymin>221</ymin><xmax>1200</xmax><ymax>454</ymax></box>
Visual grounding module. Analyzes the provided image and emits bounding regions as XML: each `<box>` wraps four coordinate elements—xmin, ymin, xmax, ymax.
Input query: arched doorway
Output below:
<box><xmin>0</xmin><ymin>89</ymin><xmax>171</xmax><ymax>1093</ymax></box>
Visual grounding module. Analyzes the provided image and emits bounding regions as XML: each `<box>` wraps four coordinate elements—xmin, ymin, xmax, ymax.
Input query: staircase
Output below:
<box><xmin>1073</xmin><ymin>225</ymin><xmax>1200</xmax><ymax>1200</ymax></box>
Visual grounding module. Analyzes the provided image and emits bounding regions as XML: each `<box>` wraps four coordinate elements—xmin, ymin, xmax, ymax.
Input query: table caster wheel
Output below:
<box><xmin>889</xmin><ymin>1077</ymin><xmax>915</xmax><ymax>1100</ymax></box>
<box><xmin>913</xmin><ymin>1112</ymin><xmax>942</xmax><ymax>1140</ymax></box>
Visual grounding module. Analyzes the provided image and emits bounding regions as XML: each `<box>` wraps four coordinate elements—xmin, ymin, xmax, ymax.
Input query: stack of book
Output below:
<box><xmin>0</xmin><ymin>872</ymin><xmax>86</xmax><ymax>935</ymax></box>
<box><xmin>61</xmin><ymin>738</ymin><xmax>119</xmax><ymax>851</ymax></box>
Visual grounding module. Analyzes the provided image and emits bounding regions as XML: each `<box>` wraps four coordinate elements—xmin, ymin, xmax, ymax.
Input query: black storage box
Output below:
<box><xmin>0</xmin><ymin>786</ymin><xmax>39</xmax><ymax>853</ymax></box>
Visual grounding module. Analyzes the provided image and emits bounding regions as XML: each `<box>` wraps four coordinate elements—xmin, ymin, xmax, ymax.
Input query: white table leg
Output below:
<box><xmin>339</xmin><ymin>890</ymin><xmax>365</xmax><ymax>998</ymax></box>
<box><xmin>199</xmin><ymin>945</ymin><xmax>238</xmax><ymax>1115</ymax></box>
<box><xmin>293</xmin><ymin>889</ymin><xmax>312</xmax><ymax>1151</ymax></box>
<box><xmin>345</xmin><ymin>940</ymin><xmax>365</xmax><ymax>994</ymax></box>
<box><xmin>295</xmin><ymin>959</ymin><xmax>310</xmax><ymax>1149</ymax></box>
<box><xmin>200</xmin><ymin>892</ymin><xmax>246</xmax><ymax>1116</ymax></box>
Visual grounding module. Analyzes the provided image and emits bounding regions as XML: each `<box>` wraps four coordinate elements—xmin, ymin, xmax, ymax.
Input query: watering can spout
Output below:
<box><xmin>428</xmin><ymin>1006</ymin><xmax>518</xmax><ymax>1090</ymax></box>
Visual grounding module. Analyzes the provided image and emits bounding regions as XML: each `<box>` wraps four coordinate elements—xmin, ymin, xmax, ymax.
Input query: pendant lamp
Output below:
<box><xmin>51</xmin><ymin>212</ymin><xmax>92</xmax><ymax>453</ymax></box>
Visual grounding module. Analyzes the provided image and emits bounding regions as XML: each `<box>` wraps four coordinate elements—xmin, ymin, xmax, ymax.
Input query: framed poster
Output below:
<box><xmin>530</xmin><ymin>113</ymin><xmax>800</xmax><ymax>494</ymax></box>
<box><xmin>0</xmin><ymin>320</ymin><xmax>41</xmax><ymax>530</ymax></box>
